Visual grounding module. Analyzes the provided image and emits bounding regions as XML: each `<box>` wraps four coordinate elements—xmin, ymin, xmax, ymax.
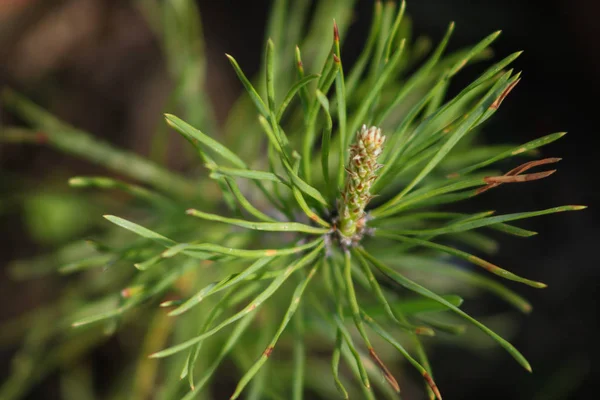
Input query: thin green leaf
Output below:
<box><xmin>266</xmin><ymin>39</ymin><xmax>277</xmax><ymax>112</ymax></box>
<box><xmin>259</xmin><ymin>114</ymin><xmax>285</xmax><ymax>155</ymax></box>
<box><xmin>362</xmin><ymin>311</ymin><xmax>442</xmax><ymax>400</ymax></box>
<box><xmin>73</xmin><ymin>261</ymin><xmax>194</xmax><ymax>327</ymax></box>
<box><xmin>292</xmin><ymin>305</ymin><xmax>305</xmax><ymax>400</ymax></box>
<box><xmin>230</xmin><ymin>261</ymin><xmax>321</xmax><ymax>399</ymax></box>
<box><xmin>388</xmin><ymin>255</ymin><xmax>532</xmax><ymax>313</ymax></box>
<box><xmin>291</xmin><ymin>185</ymin><xmax>331</xmax><ymax>228</ymax></box>
<box><xmin>103</xmin><ymin>215</ymin><xmax>175</xmax><ymax>247</ymax></box>
<box><xmin>302</xmin><ymin>55</ymin><xmax>340</xmax><ymax>181</ymax></box>
<box><xmin>372</xmin><ymin>176</ymin><xmax>486</xmax><ymax>218</ymax></box>
<box><xmin>150</xmin><ymin>243</ymin><xmax>323</xmax><ymax>358</ymax></box>
<box><xmin>69</xmin><ymin>176</ymin><xmax>174</xmax><ymax>208</ymax></box>
<box><xmin>165</xmin><ymin>113</ymin><xmax>246</xmax><ymax>168</ymax></box>
<box><xmin>448</xmin><ymin>30</ymin><xmax>502</xmax><ymax>77</ymax></box>
<box><xmin>170</xmin><ymin>237</ymin><xmax>323</xmax><ymax>259</ymax></box>
<box><xmin>289</xmin><ymin>159</ymin><xmax>331</xmax><ymax>227</ymax></box>
<box><xmin>366</xmin><ymin>0</ymin><xmax>395</xmax><ymax>100</ymax></box>
<box><xmin>207</xmin><ymin>165</ymin><xmax>287</xmax><ymax>184</ymax></box>
<box><xmin>333</xmin><ymin>21</ymin><xmax>348</xmax><ymax>187</ymax></box>
<box><xmin>331</xmin><ymin>330</ymin><xmax>349</xmax><ymax>399</ymax></box>
<box><xmin>351</xmin><ymin>248</ymin><xmax>436</xmax><ymax>398</ymax></box>
<box><xmin>358</xmin><ymin>248</ymin><xmax>533</xmax><ymax>372</ymax></box>
<box><xmin>492</xmin><ymin>223</ymin><xmax>537</xmax><ymax>237</ymax></box>
<box><xmin>332</xmin><ymin>314</ymin><xmax>371</xmax><ymax>389</ymax></box>
<box><xmin>376</xmin><ymin>22</ymin><xmax>455</xmax><ymax>125</ymax></box>
<box><xmin>363</xmin><ymin>294</ymin><xmax>465</xmax><ymax>317</ymax></box>
<box><xmin>283</xmin><ymin>157</ymin><xmax>330</xmax><ymax>206</ymax></box>
<box><xmin>401</xmin><ymin>205</ymin><xmax>586</xmax><ymax>237</ymax></box>
<box><xmin>343</xmin><ymin>252</ymin><xmax>373</xmax><ymax>349</ymax></box>
<box><xmin>371</xmin><ymin>211</ymin><xmax>537</xmax><ymax>237</ymax></box>
<box><xmin>375</xmin><ymin>76</ymin><xmax>450</xmax><ymax>191</ymax></box>
<box><xmin>417</xmin><ymin>316</ymin><xmax>466</xmax><ymax>335</ymax></box>
<box><xmin>277</xmin><ymin>74</ymin><xmax>320</xmax><ymax>121</ymax></box>
<box><xmin>379</xmin><ymin>50</ymin><xmax>523</xmax><ymax>180</ymax></box>
<box><xmin>225</xmin><ymin>54</ymin><xmax>269</xmax><ymax>118</ymax></box>
<box><xmin>181</xmin><ymin>311</ymin><xmax>257</xmax><ymax>400</ymax></box>
<box><xmin>224</xmin><ymin>177</ymin><xmax>278</xmax><ymax>222</ymax></box>
<box><xmin>425</xmin><ymin>76</ymin><xmax>450</xmax><ymax>118</ymax></box>
<box><xmin>182</xmin><ymin>283</ymin><xmax>263</xmax><ymax>387</ymax></box>
<box><xmin>134</xmin><ymin>254</ymin><xmax>164</xmax><ymax>271</ymax></box>
<box><xmin>383</xmin><ymin>1</ymin><xmax>406</xmax><ymax>63</ymax></box>
<box><xmin>343</xmin><ymin>251</ymin><xmax>401</xmax><ymax>393</ymax></box>
<box><xmin>451</xmin><ymin>132</ymin><xmax>567</xmax><ymax>177</ymax></box>
<box><xmin>464</xmin><ymin>50</ymin><xmax>523</xmax><ymax>93</ymax></box>
<box><xmin>345</xmin><ymin>1</ymin><xmax>382</xmax><ymax>96</ymax></box>
<box><xmin>327</xmin><ymin>259</ymin><xmax>372</xmax><ymax>391</ymax></box>
<box><xmin>376</xmin><ymin>231</ymin><xmax>547</xmax><ymax>288</ymax></box>
<box><xmin>169</xmin><ymin>258</ymin><xmax>274</xmax><ymax>317</ymax></box>
<box><xmin>347</xmin><ymin>38</ymin><xmax>407</xmax><ymax>139</ymax></box>
<box><xmin>186</xmin><ymin>209</ymin><xmax>329</xmax><ymax>234</ymax></box>
<box><xmin>315</xmin><ymin>90</ymin><xmax>333</xmax><ymax>194</ymax></box>
<box><xmin>353</xmin><ymin>249</ymin><xmax>435</xmax><ymax>335</ymax></box>
<box><xmin>373</xmin><ymin>71</ymin><xmax>513</xmax><ymax>215</ymax></box>
<box><xmin>294</xmin><ymin>46</ymin><xmax>311</xmax><ymax>114</ymax></box>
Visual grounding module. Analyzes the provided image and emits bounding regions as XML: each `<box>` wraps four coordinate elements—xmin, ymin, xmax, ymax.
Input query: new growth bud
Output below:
<box><xmin>337</xmin><ymin>125</ymin><xmax>385</xmax><ymax>246</ymax></box>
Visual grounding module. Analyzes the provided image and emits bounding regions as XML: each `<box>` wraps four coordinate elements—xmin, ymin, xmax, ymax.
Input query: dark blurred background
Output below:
<box><xmin>0</xmin><ymin>0</ymin><xmax>597</xmax><ymax>399</ymax></box>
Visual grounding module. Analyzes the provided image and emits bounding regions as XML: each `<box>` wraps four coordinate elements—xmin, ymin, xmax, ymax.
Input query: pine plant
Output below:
<box><xmin>1</xmin><ymin>1</ymin><xmax>585</xmax><ymax>399</ymax></box>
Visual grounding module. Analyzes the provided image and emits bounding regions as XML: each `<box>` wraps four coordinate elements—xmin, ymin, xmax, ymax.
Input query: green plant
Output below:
<box><xmin>1</xmin><ymin>1</ymin><xmax>585</xmax><ymax>399</ymax></box>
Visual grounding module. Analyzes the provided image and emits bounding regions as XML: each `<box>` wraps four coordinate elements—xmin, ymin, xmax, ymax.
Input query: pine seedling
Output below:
<box><xmin>1</xmin><ymin>1</ymin><xmax>585</xmax><ymax>399</ymax></box>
